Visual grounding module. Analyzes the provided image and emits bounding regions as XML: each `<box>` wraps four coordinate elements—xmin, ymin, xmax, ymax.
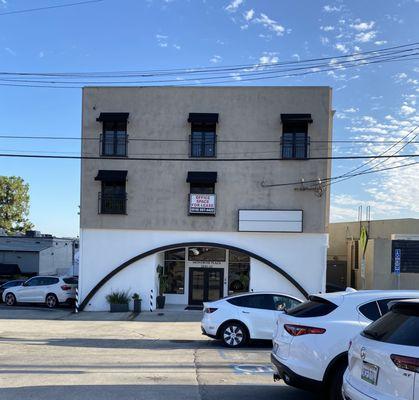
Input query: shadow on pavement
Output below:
<box><xmin>0</xmin><ymin>336</ymin><xmax>272</xmax><ymax>351</ymax></box>
<box><xmin>0</xmin><ymin>384</ymin><xmax>320</xmax><ymax>400</ymax></box>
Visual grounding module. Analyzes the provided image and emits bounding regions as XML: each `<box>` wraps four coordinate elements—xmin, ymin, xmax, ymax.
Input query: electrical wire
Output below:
<box><xmin>261</xmin><ymin>160</ymin><xmax>419</xmax><ymax>188</ymax></box>
<box><xmin>0</xmin><ymin>153</ymin><xmax>417</xmax><ymax>161</ymax></box>
<box><xmin>0</xmin><ymin>0</ymin><xmax>107</xmax><ymax>16</ymax></box>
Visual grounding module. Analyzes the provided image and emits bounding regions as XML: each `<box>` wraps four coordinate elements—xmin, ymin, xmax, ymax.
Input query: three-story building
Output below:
<box><xmin>79</xmin><ymin>86</ymin><xmax>333</xmax><ymax>311</ymax></box>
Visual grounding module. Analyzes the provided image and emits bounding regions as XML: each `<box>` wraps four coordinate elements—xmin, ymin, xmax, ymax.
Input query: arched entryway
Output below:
<box><xmin>79</xmin><ymin>241</ymin><xmax>309</xmax><ymax>311</ymax></box>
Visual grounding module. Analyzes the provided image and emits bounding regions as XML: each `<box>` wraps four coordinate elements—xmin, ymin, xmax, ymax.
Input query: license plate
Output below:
<box><xmin>361</xmin><ymin>362</ymin><xmax>379</xmax><ymax>385</ymax></box>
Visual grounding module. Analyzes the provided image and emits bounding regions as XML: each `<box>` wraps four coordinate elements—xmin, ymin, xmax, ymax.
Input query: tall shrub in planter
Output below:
<box><xmin>106</xmin><ymin>290</ymin><xmax>130</xmax><ymax>312</ymax></box>
<box><xmin>156</xmin><ymin>265</ymin><xmax>169</xmax><ymax>309</ymax></box>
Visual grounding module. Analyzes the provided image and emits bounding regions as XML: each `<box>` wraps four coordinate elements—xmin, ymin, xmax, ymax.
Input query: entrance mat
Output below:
<box><xmin>184</xmin><ymin>305</ymin><xmax>203</xmax><ymax>311</ymax></box>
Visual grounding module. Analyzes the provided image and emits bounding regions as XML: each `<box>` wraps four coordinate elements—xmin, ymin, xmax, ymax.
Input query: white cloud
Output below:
<box><xmin>320</xmin><ymin>25</ymin><xmax>335</xmax><ymax>31</ymax></box>
<box><xmin>38</xmin><ymin>51</ymin><xmax>44</xmax><ymax>58</ymax></box>
<box><xmin>323</xmin><ymin>5</ymin><xmax>342</xmax><ymax>12</ymax></box>
<box><xmin>4</xmin><ymin>47</ymin><xmax>15</xmax><ymax>56</ymax></box>
<box><xmin>243</xmin><ymin>9</ymin><xmax>254</xmax><ymax>21</ymax></box>
<box><xmin>253</xmin><ymin>13</ymin><xmax>285</xmax><ymax>36</ymax></box>
<box><xmin>230</xmin><ymin>72</ymin><xmax>242</xmax><ymax>81</ymax></box>
<box><xmin>225</xmin><ymin>0</ymin><xmax>243</xmax><ymax>13</ymax></box>
<box><xmin>400</xmin><ymin>104</ymin><xmax>416</xmax><ymax>115</ymax></box>
<box><xmin>355</xmin><ymin>31</ymin><xmax>377</xmax><ymax>43</ymax></box>
<box><xmin>350</xmin><ymin>21</ymin><xmax>375</xmax><ymax>31</ymax></box>
<box><xmin>343</xmin><ymin>107</ymin><xmax>358</xmax><ymax>113</ymax></box>
<box><xmin>321</xmin><ymin>36</ymin><xmax>330</xmax><ymax>45</ymax></box>
<box><xmin>173</xmin><ymin>44</ymin><xmax>181</xmax><ymax>50</ymax></box>
<box><xmin>156</xmin><ymin>34</ymin><xmax>169</xmax><ymax>48</ymax></box>
<box><xmin>374</xmin><ymin>40</ymin><xmax>387</xmax><ymax>45</ymax></box>
<box><xmin>335</xmin><ymin>43</ymin><xmax>348</xmax><ymax>53</ymax></box>
<box><xmin>210</xmin><ymin>55</ymin><xmax>222</xmax><ymax>64</ymax></box>
<box><xmin>259</xmin><ymin>55</ymin><xmax>279</xmax><ymax>64</ymax></box>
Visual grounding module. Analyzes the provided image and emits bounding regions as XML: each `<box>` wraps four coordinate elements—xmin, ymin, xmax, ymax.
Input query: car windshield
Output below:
<box><xmin>286</xmin><ymin>296</ymin><xmax>337</xmax><ymax>317</ymax></box>
<box><xmin>363</xmin><ymin>305</ymin><xmax>419</xmax><ymax>346</ymax></box>
<box><xmin>63</xmin><ymin>277</ymin><xmax>78</xmax><ymax>285</ymax></box>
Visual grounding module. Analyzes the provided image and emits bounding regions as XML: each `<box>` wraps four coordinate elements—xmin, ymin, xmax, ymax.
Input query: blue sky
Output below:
<box><xmin>0</xmin><ymin>0</ymin><xmax>418</xmax><ymax>237</ymax></box>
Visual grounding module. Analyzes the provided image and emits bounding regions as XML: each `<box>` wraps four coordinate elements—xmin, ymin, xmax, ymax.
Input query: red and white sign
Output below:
<box><xmin>189</xmin><ymin>194</ymin><xmax>216</xmax><ymax>215</ymax></box>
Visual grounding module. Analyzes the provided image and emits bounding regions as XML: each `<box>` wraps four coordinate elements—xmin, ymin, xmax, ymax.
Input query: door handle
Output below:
<box><xmin>242</xmin><ymin>311</ymin><xmax>250</xmax><ymax>314</ymax></box>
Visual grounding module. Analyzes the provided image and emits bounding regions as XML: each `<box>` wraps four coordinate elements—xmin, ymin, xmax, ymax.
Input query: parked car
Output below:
<box><xmin>201</xmin><ymin>291</ymin><xmax>302</xmax><ymax>347</ymax></box>
<box><xmin>0</xmin><ymin>280</ymin><xmax>25</xmax><ymax>302</ymax></box>
<box><xmin>2</xmin><ymin>276</ymin><xmax>78</xmax><ymax>308</ymax></box>
<box><xmin>271</xmin><ymin>289</ymin><xmax>419</xmax><ymax>400</ymax></box>
<box><xmin>343</xmin><ymin>299</ymin><xmax>419</xmax><ymax>400</ymax></box>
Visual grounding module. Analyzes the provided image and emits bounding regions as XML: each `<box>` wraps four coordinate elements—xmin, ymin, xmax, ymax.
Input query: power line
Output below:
<box><xmin>0</xmin><ymin>43</ymin><xmax>417</xmax><ymax>88</ymax></box>
<box><xmin>261</xmin><ymin>160</ymin><xmax>419</xmax><ymax>188</ymax></box>
<box><xmin>0</xmin><ymin>153</ymin><xmax>418</xmax><ymax>161</ymax></box>
<box><xmin>0</xmin><ymin>0</ymin><xmax>107</xmax><ymax>16</ymax></box>
<box><xmin>327</xmin><ymin>125</ymin><xmax>419</xmax><ymax>187</ymax></box>
<box><xmin>1</xmin><ymin>51</ymin><xmax>417</xmax><ymax>87</ymax></box>
<box><xmin>1</xmin><ymin>41</ymin><xmax>418</xmax><ymax>77</ymax></box>
<box><xmin>2</xmin><ymin>47</ymin><xmax>417</xmax><ymax>84</ymax></box>
<box><xmin>0</xmin><ymin>135</ymin><xmax>418</xmax><ymax>144</ymax></box>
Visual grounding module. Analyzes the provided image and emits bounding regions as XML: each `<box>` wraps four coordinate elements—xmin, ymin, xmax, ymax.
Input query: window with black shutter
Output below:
<box><xmin>97</xmin><ymin>113</ymin><xmax>129</xmax><ymax>157</ymax></box>
<box><xmin>95</xmin><ymin>170</ymin><xmax>127</xmax><ymax>214</ymax></box>
<box><xmin>280</xmin><ymin>114</ymin><xmax>312</xmax><ymax>160</ymax></box>
<box><xmin>188</xmin><ymin>113</ymin><xmax>218</xmax><ymax>158</ymax></box>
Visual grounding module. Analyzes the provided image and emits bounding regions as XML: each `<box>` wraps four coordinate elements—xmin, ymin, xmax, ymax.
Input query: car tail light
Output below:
<box><xmin>391</xmin><ymin>354</ymin><xmax>419</xmax><ymax>373</ymax></box>
<box><xmin>284</xmin><ymin>324</ymin><xmax>326</xmax><ymax>336</ymax></box>
<box><xmin>204</xmin><ymin>308</ymin><xmax>218</xmax><ymax>314</ymax></box>
<box><xmin>61</xmin><ymin>285</ymin><xmax>72</xmax><ymax>291</ymax></box>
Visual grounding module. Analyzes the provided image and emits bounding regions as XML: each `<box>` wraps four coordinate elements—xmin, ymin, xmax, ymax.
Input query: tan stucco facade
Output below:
<box><xmin>80</xmin><ymin>86</ymin><xmax>332</xmax><ymax>233</ymax></box>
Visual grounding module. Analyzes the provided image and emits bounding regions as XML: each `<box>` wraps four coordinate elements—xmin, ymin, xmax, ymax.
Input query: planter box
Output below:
<box><xmin>109</xmin><ymin>303</ymin><xmax>129</xmax><ymax>313</ymax></box>
<box><xmin>133</xmin><ymin>299</ymin><xmax>141</xmax><ymax>313</ymax></box>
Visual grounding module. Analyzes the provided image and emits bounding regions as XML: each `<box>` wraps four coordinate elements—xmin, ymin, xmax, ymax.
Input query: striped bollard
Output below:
<box><xmin>75</xmin><ymin>287</ymin><xmax>79</xmax><ymax>314</ymax></box>
<box><xmin>149</xmin><ymin>289</ymin><xmax>153</xmax><ymax>312</ymax></box>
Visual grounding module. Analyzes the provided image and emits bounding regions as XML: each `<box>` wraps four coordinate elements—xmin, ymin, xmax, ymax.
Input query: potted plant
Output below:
<box><xmin>106</xmin><ymin>290</ymin><xmax>130</xmax><ymax>312</ymax></box>
<box><xmin>132</xmin><ymin>293</ymin><xmax>142</xmax><ymax>313</ymax></box>
<box><xmin>156</xmin><ymin>265</ymin><xmax>169</xmax><ymax>309</ymax></box>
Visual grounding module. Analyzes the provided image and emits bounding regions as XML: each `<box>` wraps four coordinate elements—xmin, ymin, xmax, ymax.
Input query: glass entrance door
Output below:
<box><xmin>188</xmin><ymin>268</ymin><xmax>224</xmax><ymax>305</ymax></box>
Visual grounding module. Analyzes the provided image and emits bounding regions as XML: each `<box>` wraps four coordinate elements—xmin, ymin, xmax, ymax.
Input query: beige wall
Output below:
<box><xmin>329</xmin><ymin>219</ymin><xmax>419</xmax><ymax>289</ymax></box>
<box><xmin>80</xmin><ymin>86</ymin><xmax>332</xmax><ymax>233</ymax></box>
<box><xmin>329</xmin><ymin>219</ymin><xmax>419</xmax><ymax>260</ymax></box>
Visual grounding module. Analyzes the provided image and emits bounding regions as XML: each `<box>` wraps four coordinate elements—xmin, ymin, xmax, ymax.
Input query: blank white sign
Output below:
<box><xmin>238</xmin><ymin>210</ymin><xmax>303</xmax><ymax>232</ymax></box>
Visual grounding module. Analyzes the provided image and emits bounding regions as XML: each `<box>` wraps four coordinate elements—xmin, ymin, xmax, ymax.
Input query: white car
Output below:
<box><xmin>2</xmin><ymin>276</ymin><xmax>78</xmax><ymax>308</ymax></box>
<box><xmin>271</xmin><ymin>289</ymin><xmax>419</xmax><ymax>400</ymax></box>
<box><xmin>201</xmin><ymin>291</ymin><xmax>302</xmax><ymax>347</ymax></box>
<box><xmin>343</xmin><ymin>299</ymin><xmax>419</xmax><ymax>400</ymax></box>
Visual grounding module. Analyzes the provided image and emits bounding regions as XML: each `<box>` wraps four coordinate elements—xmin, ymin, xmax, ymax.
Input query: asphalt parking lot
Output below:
<box><xmin>0</xmin><ymin>306</ymin><xmax>318</xmax><ymax>400</ymax></box>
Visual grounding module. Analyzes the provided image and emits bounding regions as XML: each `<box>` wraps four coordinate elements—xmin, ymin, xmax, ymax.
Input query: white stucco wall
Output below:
<box><xmin>79</xmin><ymin>228</ymin><xmax>328</xmax><ymax>311</ymax></box>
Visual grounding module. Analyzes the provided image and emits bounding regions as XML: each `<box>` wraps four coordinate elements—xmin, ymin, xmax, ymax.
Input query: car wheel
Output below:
<box><xmin>221</xmin><ymin>322</ymin><xmax>248</xmax><ymax>347</ymax></box>
<box><xmin>5</xmin><ymin>293</ymin><xmax>16</xmax><ymax>306</ymax></box>
<box><xmin>328</xmin><ymin>360</ymin><xmax>347</xmax><ymax>400</ymax></box>
<box><xmin>45</xmin><ymin>294</ymin><xmax>58</xmax><ymax>309</ymax></box>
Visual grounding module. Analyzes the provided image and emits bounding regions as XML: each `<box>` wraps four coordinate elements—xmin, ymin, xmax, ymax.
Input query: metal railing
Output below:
<box><xmin>98</xmin><ymin>193</ymin><xmax>127</xmax><ymax>214</ymax></box>
<box><xmin>280</xmin><ymin>135</ymin><xmax>310</xmax><ymax>159</ymax></box>
<box><xmin>99</xmin><ymin>133</ymin><xmax>128</xmax><ymax>157</ymax></box>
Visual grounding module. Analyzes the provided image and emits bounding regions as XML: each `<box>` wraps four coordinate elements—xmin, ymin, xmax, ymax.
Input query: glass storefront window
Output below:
<box><xmin>188</xmin><ymin>247</ymin><xmax>226</xmax><ymax>262</ymax></box>
<box><xmin>164</xmin><ymin>248</ymin><xmax>185</xmax><ymax>294</ymax></box>
<box><xmin>228</xmin><ymin>250</ymin><xmax>250</xmax><ymax>294</ymax></box>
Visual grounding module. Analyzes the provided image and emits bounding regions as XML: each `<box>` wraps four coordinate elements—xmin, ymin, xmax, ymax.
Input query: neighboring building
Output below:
<box><xmin>328</xmin><ymin>218</ymin><xmax>419</xmax><ymax>290</ymax></box>
<box><xmin>0</xmin><ymin>231</ymin><xmax>78</xmax><ymax>277</ymax></box>
<box><xmin>79</xmin><ymin>86</ymin><xmax>333</xmax><ymax>311</ymax></box>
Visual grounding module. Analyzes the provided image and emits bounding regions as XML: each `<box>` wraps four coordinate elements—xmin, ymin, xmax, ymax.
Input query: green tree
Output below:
<box><xmin>0</xmin><ymin>176</ymin><xmax>34</xmax><ymax>234</ymax></box>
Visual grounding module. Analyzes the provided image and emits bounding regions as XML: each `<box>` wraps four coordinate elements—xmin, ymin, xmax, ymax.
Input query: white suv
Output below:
<box><xmin>2</xmin><ymin>276</ymin><xmax>78</xmax><ymax>308</ymax></box>
<box><xmin>343</xmin><ymin>299</ymin><xmax>419</xmax><ymax>400</ymax></box>
<box><xmin>201</xmin><ymin>291</ymin><xmax>302</xmax><ymax>347</ymax></box>
<box><xmin>271</xmin><ymin>289</ymin><xmax>419</xmax><ymax>399</ymax></box>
